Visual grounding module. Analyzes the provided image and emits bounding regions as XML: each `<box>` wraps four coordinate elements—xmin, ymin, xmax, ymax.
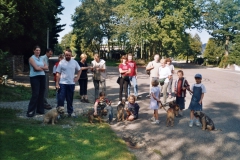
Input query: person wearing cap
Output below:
<box><xmin>188</xmin><ymin>73</ymin><xmax>206</xmax><ymax>127</ymax></box>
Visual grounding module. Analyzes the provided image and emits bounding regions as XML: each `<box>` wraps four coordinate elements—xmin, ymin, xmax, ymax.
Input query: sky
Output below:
<box><xmin>58</xmin><ymin>0</ymin><xmax>212</xmax><ymax>44</ymax></box>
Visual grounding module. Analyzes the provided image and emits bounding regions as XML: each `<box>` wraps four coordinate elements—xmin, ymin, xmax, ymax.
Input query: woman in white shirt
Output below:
<box><xmin>159</xmin><ymin>59</ymin><xmax>172</xmax><ymax>104</ymax></box>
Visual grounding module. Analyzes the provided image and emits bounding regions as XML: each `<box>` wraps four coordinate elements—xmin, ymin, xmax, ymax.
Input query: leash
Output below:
<box><xmin>159</xmin><ymin>101</ymin><xmax>168</xmax><ymax>112</ymax></box>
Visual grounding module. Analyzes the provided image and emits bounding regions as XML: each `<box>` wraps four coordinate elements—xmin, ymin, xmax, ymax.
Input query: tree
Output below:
<box><xmin>203</xmin><ymin>38</ymin><xmax>224</xmax><ymax>65</ymax></box>
<box><xmin>228</xmin><ymin>35</ymin><xmax>240</xmax><ymax>65</ymax></box>
<box><xmin>201</xmin><ymin>0</ymin><xmax>240</xmax><ymax>55</ymax></box>
<box><xmin>0</xmin><ymin>0</ymin><xmax>65</xmax><ymax>59</ymax></box>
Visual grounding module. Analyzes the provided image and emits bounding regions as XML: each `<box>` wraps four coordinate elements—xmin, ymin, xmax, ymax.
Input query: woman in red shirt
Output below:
<box><xmin>118</xmin><ymin>55</ymin><xmax>131</xmax><ymax>104</ymax></box>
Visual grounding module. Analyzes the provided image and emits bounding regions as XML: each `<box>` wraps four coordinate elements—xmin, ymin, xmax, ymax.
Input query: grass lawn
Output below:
<box><xmin>0</xmin><ymin>85</ymin><xmax>56</xmax><ymax>102</ymax></box>
<box><xmin>0</xmin><ymin>108</ymin><xmax>136</xmax><ymax>160</ymax></box>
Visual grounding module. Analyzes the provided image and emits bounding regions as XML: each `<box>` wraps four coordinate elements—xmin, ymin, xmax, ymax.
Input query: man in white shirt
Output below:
<box><xmin>40</xmin><ymin>48</ymin><xmax>53</xmax><ymax>109</ymax></box>
<box><xmin>56</xmin><ymin>49</ymin><xmax>82</xmax><ymax>117</ymax></box>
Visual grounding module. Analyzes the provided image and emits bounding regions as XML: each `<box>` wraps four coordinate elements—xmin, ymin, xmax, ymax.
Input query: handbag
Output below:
<box><xmin>159</xmin><ymin>78</ymin><xmax>166</xmax><ymax>86</ymax></box>
<box><xmin>146</xmin><ymin>62</ymin><xmax>153</xmax><ymax>76</ymax></box>
<box><xmin>117</xmin><ymin>76</ymin><xmax>121</xmax><ymax>84</ymax></box>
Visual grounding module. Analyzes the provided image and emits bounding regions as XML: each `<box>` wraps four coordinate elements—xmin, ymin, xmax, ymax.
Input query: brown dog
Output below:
<box><xmin>117</xmin><ymin>100</ymin><xmax>125</xmax><ymax>122</ymax></box>
<box><xmin>166</xmin><ymin>108</ymin><xmax>174</xmax><ymax>127</ymax></box>
<box><xmin>43</xmin><ymin>106</ymin><xmax>64</xmax><ymax>125</ymax></box>
<box><xmin>169</xmin><ymin>101</ymin><xmax>180</xmax><ymax>117</ymax></box>
<box><xmin>88</xmin><ymin>108</ymin><xmax>108</xmax><ymax>124</ymax></box>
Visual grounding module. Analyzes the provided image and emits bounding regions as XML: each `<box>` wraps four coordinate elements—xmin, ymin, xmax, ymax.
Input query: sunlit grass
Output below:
<box><xmin>0</xmin><ymin>108</ymin><xmax>136</xmax><ymax>160</ymax></box>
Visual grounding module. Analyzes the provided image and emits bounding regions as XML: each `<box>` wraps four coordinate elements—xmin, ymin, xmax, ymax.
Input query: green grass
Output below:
<box><xmin>0</xmin><ymin>85</ymin><xmax>56</xmax><ymax>102</ymax></box>
<box><xmin>0</xmin><ymin>108</ymin><xmax>136</xmax><ymax>160</ymax></box>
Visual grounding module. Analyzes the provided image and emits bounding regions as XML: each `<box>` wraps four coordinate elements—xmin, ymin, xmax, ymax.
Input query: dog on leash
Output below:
<box><xmin>166</xmin><ymin>108</ymin><xmax>175</xmax><ymax>127</ymax></box>
<box><xmin>169</xmin><ymin>100</ymin><xmax>180</xmax><ymax>117</ymax></box>
<box><xmin>43</xmin><ymin>106</ymin><xmax>64</xmax><ymax>125</ymax></box>
<box><xmin>88</xmin><ymin>108</ymin><xmax>108</xmax><ymax>124</ymax></box>
<box><xmin>194</xmin><ymin>111</ymin><xmax>216</xmax><ymax>131</ymax></box>
<box><xmin>117</xmin><ymin>100</ymin><xmax>125</xmax><ymax>122</ymax></box>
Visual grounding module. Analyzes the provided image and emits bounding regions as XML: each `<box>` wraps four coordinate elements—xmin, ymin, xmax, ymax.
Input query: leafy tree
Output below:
<box><xmin>228</xmin><ymin>35</ymin><xmax>240</xmax><ymax>65</ymax></box>
<box><xmin>203</xmin><ymin>38</ymin><xmax>224</xmax><ymax>65</ymax></box>
<box><xmin>0</xmin><ymin>0</ymin><xmax>65</xmax><ymax>60</ymax></box>
<box><xmin>201</xmin><ymin>0</ymin><xmax>240</xmax><ymax>55</ymax></box>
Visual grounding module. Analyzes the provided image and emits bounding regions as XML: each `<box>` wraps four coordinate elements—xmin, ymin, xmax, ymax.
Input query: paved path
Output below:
<box><xmin>1</xmin><ymin>62</ymin><xmax>240</xmax><ymax>160</ymax></box>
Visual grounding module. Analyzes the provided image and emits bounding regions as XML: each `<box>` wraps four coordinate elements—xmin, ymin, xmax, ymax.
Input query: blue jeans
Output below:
<box><xmin>128</xmin><ymin>76</ymin><xmax>138</xmax><ymax>97</ymax></box>
<box><xmin>27</xmin><ymin>75</ymin><xmax>45</xmax><ymax>114</ymax></box>
<box><xmin>57</xmin><ymin>84</ymin><xmax>75</xmax><ymax>114</ymax></box>
<box><xmin>93</xmin><ymin>80</ymin><xmax>106</xmax><ymax>100</ymax></box>
<box><xmin>105</xmin><ymin>105</ymin><xmax>113</xmax><ymax>121</ymax></box>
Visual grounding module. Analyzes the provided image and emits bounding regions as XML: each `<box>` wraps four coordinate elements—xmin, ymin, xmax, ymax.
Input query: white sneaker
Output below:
<box><xmin>189</xmin><ymin>120</ymin><xmax>193</xmax><ymax>127</ymax></box>
<box><xmin>195</xmin><ymin>120</ymin><xmax>201</xmax><ymax>127</ymax></box>
<box><xmin>149</xmin><ymin>117</ymin><xmax>155</xmax><ymax>122</ymax></box>
<box><xmin>151</xmin><ymin>120</ymin><xmax>160</xmax><ymax>124</ymax></box>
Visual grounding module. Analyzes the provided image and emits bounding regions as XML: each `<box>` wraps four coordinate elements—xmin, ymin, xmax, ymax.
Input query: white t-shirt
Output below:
<box><xmin>159</xmin><ymin>66</ymin><xmax>172</xmax><ymax>83</ymax></box>
<box><xmin>146</xmin><ymin>61</ymin><xmax>161</xmax><ymax>77</ymax></box>
<box><xmin>167</xmin><ymin>64</ymin><xmax>174</xmax><ymax>73</ymax></box>
<box><xmin>56</xmin><ymin>59</ymin><xmax>81</xmax><ymax>84</ymax></box>
<box><xmin>191</xmin><ymin>83</ymin><xmax>206</xmax><ymax>93</ymax></box>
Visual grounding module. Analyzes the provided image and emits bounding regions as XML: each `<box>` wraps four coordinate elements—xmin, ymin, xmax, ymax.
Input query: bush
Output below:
<box><xmin>0</xmin><ymin>50</ymin><xmax>11</xmax><ymax>76</ymax></box>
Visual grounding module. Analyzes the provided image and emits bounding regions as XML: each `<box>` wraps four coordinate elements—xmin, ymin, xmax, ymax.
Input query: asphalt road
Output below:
<box><xmin>105</xmin><ymin>63</ymin><xmax>240</xmax><ymax>160</ymax></box>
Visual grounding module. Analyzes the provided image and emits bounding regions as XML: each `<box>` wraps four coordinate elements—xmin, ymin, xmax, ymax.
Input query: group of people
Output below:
<box><xmin>146</xmin><ymin>54</ymin><xmax>206</xmax><ymax>126</ymax></box>
<box><xmin>27</xmin><ymin>47</ymin><xmax>206</xmax><ymax>127</ymax></box>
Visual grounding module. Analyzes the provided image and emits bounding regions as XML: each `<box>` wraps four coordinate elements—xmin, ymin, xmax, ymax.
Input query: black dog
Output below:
<box><xmin>194</xmin><ymin>111</ymin><xmax>216</xmax><ymax>131</ymax></box>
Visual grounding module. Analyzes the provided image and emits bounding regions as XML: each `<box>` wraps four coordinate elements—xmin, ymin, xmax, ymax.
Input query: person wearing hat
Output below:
<box><xmin>188</xmin><ymin>73</ymin><xmax>206</xmax><ymax>127</ymax></box>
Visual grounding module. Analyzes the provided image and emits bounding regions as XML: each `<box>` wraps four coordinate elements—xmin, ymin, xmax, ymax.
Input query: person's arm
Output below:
<box><xmin>56</xmin><ymin>72</ymin><xmax>60</xmax><ymax>89</ymax></box>
<box><xmin>74</xmin><ymin>69</ymin><xmax>82</xmax><ymax>82</ymax></box>
<box><xmin>151</xmin><ymin>92</ymin><xmax>160</xmax><ymax>102</ymax></box>
<box><xmin>29</xmin><ymin>57</ymin><xmax>45</xmax><ymax>71</ymax></box>
<box><xmin>94</xmin><ymin>101</ymin><xmax>98</xmax><ymax>115</ymax></box>
<box><xmin>199</xmin><ymin>93</ymin><xmax>204</xmax><ymax>104</ymax></box>
<box><xmin>53</xmin><ymin>65</ymin><xmax>56</xmax><ymax>76</ymax></box>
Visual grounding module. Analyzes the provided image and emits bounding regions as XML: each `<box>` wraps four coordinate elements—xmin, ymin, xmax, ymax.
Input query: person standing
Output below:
<box><xmin>53</xmin><ymin>54</ymin><xmax>64</xmax><ymax>102</ymax></box>
<box><xmin>56</xmin><ymin>49</ymin><xmax>82</xmax><ymax>117</ymax></box>
<box><xmin>127</xmin><ymin>53</ymin><xmax>139</xmax><ymax>99</ymax></box>
<box><xmin>174</xmin><ymin>70</ymin><xmax>190</xmax><ymax>116</ymax></box>
<box><xmin>91</xmin><ymin>53</ymin><xmax>107</xmax><ymax>101</ymax></box>
<box><xmin>27</xmin><ymin>45</ymin><xmax>48</xmax><ymax>117</ymax></box>
<box><xmin>159</xmin><ymin>59</ymin><xmax>172</xmax><ymax>104</ymax></box>
<box><xmin>146</xmin><ymin>54</ymin><xmax>161</xmax><ymax>97</ymax></box>
<box><xmin>149</xmin><ymin>80</ymin><xmax>161</xmax><ymax>124</ymax></box>
<box><xmin>166</xmin><ymin>58</ymin><xmax>174</xmax><ymax>99</ymax></box>
<box><xmin>78</xmin><ymin>53</ymin><xmax>91</xmax><ymax>103</ymax></box>
<box><xmin>118</xmin><ymin>55</ymin><xmax>131</xmax><ymax>104</ymax></box>
<box><xmin>40</xmin><ymin>48</ymin><xmax>53</xmax><ymax>109</ymax></box>
<box><xmin>188</xmin><ymin>74</ymin><xmax>206</xmax><ymax>127</ymax></box>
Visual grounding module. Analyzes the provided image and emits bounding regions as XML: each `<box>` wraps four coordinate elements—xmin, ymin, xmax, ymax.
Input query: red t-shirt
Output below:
<box><xmin>119</xmin><ymin>63</ymin><xmax>130</xmax><ymax>76</ymax></box>
<box><xmin>127</xmin><ymin>60</ymin><xmax>137</xmax><ymax>76</ymax></box>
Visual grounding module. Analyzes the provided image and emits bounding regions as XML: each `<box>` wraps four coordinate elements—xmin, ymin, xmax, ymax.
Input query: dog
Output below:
<box><xmin>166</xmin><ymin>108</ymin><xmax>175</xmax><ymax>127</ymax></box>
<box><xmin>169</xmin><ymin>100</ymin><xmax>180</xmax><ymax>117</ymax></box>
<box><xmin>117</xmin><ymin>100</ymin><xmax>125</xmax><ymax>122</ymax></box>
<box><xmin>194</xmin><ymin>111</ymin><xmax>216</xmax><ymax>131</ymax></box>
<box><xmin>43</xmin><ymin>106</ymin><xmax>64</xmax><ymax>125</ymax></box>
<box><xmin>88</xmin><ymin>108</ymin><xmax>108</xmax><ymax>124</ymax></box>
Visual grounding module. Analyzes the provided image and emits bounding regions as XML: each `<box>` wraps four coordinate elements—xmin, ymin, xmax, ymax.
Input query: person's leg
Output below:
<box><xmin>93</xmin><ymin>80</ymin><xmax>99</xmax><ymax>100</ymax></box>
<box><xmin>58</xmin><ymin>84</ymin><xmax>66</xmax><ymax>107</ymax></box>
<box><xmin>162</xmin><ymin>82</ymin><xmax>169</xmax><ymax>104</ymax></box>
<box><xmin>119</xmin><ymin>78</ymin><xmax>124</xmax><ymax>101</ymax></box>
<box><xmin>43</xmin><ymin>73</ymin><xmax>49</xmax><ymax>106</ymax></box>
<box><xmin>132</xmin><ymin>76</ymin><xmax>138</xmax><ymax>97</ymax></box>
<box><xmin>128</xmin><ymin>76</ymin><xmax>132</xmax><ymax>96</ymax></box>
<box><xmin>123</xmin><ymin>80</ymin><xmax>128</xmax><ymax>101</ymax></box>
<box><xmin>66</xmin><ymin>84</ymin><xmax>75</xmax><ymax>115</ymax></box>
<box><xmin>189</xmin><ymin>110</ymin><xmax>194</xmax><ymax>127</ymax></box>
<box><xmin>168</xmin><ymin>78</ymin><xmax>173</xmax><ymax>98</ymax></box>
<box><xmin>27</xmin><ymin>76</ymin><xmax>41</xmax><ymax>115</ymax></box>
<box><xmin>83</xmin><ymin>78</ymin><xmax>89</xmax><ymax>100</ymax></box>
<box><xmin>79</xmin><ymin>79</ymin><xmax>85</xmax><ymax>101</ymax></box>
<box><xmin>100</xmin><ymin>80</ymin><xmax>106</xmax><ymax>95</ymax></box>
<box><xmin>36</xmin><ymin>75</ymin><xmax>46</xmax><ymax>114</ymax></box>
<box><xmin>105</xmin><ymin>105</ymin><xmax>113</xmax><ymax>122</ymax></box>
